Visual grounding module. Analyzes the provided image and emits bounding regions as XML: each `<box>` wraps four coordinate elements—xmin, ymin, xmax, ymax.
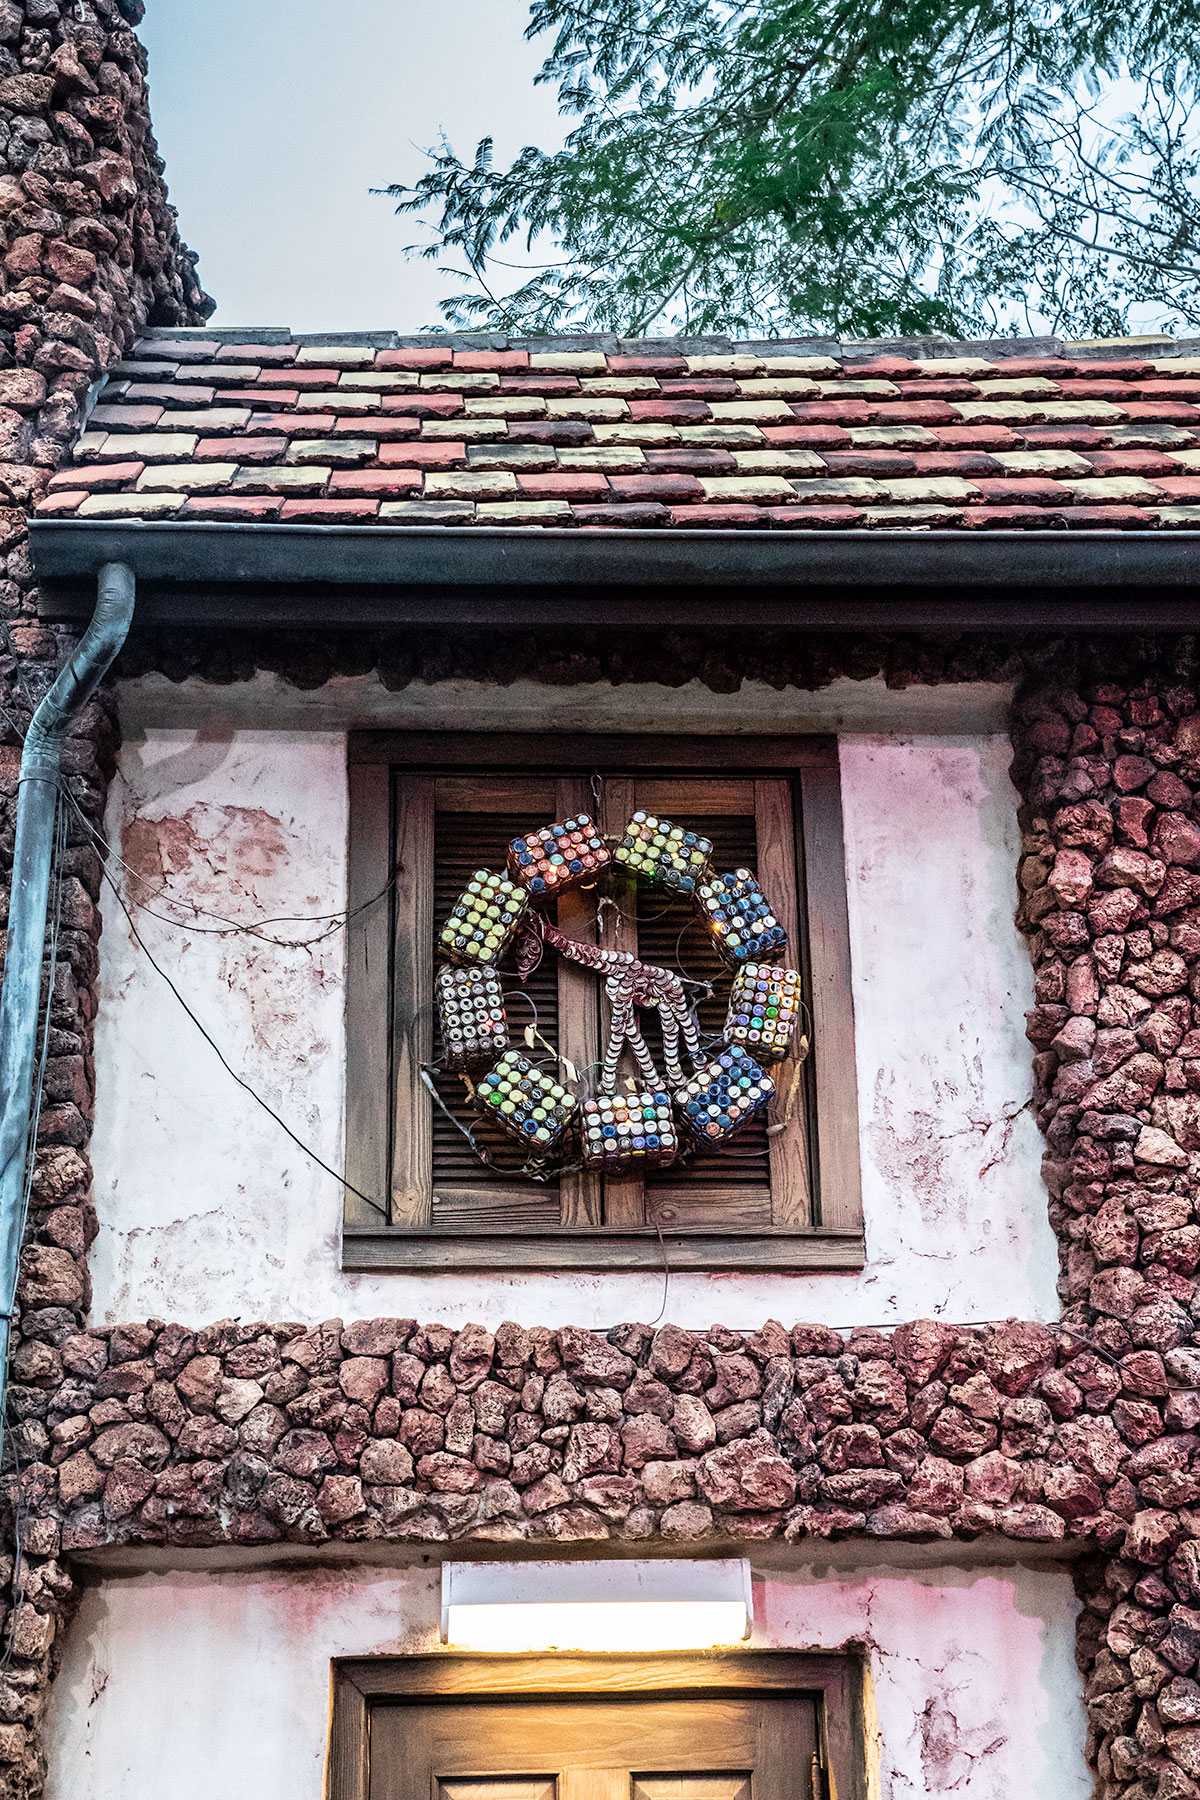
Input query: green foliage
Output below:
<box><xmin>382</xmin><ymin>0</ymin><xmax>1200</xmax><ymax>339</ymax></box>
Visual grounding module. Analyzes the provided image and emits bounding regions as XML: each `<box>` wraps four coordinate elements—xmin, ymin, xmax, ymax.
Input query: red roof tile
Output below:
<box><xmin>329</xmin><ymin>469</ymin><xmax>423</xmax><ymax>496</ymax></box>
<box><xmin>38</xmin><ymin>329</ymin><xmax>1200</xmax><ymax>531</ymax></box>
<box><xmin>515</xmin><ymin>472</ymin><xmax>610</xmax><ymax>499</ymax></box>
<box><xmin>180</xmin><ymin>494</ymin><xmax>284</xmax><ymax>521</ymax></box>
<box><xmin>454</xmin><ymin>349</ymin><xmax>529</xmax><ymax>370</ymax></box>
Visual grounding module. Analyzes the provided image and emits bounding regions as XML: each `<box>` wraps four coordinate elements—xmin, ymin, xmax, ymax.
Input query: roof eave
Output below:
<box><xmin>28</xmin><ymin>518</ymin><xmax>1200</xmax><ymax>632</ymax></box>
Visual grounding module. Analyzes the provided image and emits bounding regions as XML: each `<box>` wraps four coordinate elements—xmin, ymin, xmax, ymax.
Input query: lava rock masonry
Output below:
<box><xmin>1011</xmin><ymin>672</ymin><xmax>1200</xmax><ymax>1800</ymax></box>
<box><xmin>13</xmin><ymin>631</ymin><xmax>1200</xmax><ymax>1800</ymax></box>
<box><xmin>3</xmin><ymin>18</ymin><xmax>1200</xmax><ymax>1792</ymax></box>
<box><xmin>0</xmin><ymin>1311</ymin><xmax>1170</xmax><ymax>1553</ymax></box>
<box><xmin>0</xmin><ymin>2</ymin><xmax>209</xmax><ymax>1791</ymax></box>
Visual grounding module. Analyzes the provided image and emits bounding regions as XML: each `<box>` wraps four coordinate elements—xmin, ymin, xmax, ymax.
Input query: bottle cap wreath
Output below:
<box><xmin>433</xmin><ymin>805</ymin><xmax>808</xmax><ymax>1180</ymax></box>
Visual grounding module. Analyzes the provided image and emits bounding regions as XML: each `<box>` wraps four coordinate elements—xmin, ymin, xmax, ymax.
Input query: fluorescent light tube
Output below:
<box><xmin>441</xmin><ymin>1559</ymin><xmax>752</xmax><ymax>1652</ymax></box>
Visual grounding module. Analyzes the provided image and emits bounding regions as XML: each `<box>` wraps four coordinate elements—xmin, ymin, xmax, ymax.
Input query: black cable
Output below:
<box><xmin>419</xmin><ymin>1066</ymin><xmax>499</xmax><ymax>1172</ymax></box>
<box><xmin>17</xmin><ymin>794</ymin><xmax>64</xmax><ymax>1247</ymax></box>
<box><xmin>72</xmin><ymin>771</ymin><xmax>796</xmax><ymax>1197</ymax></box>
<box><xmin>63</xmin><ymin>789</ymin><xmax>403</xmax><ymax>949</ymax></box>
<box><xmin>646</xmin><ymin>1220</ymin><xmax>672</xmax><ymax>1328</ymax></box>
<box><xmin>0</xmin><ymin>791</ymin><xmax>64</xmax><ymax>1669</ymax></box>
<box><xmin>95</xmin><ymin>848</ymin><xmax>390</xmax><ymax>1221</ymax></box>
<box><xmin>0</xmin><ymin>1428</ymin><xmax>27</xmax><ymax>1671</ymax></box>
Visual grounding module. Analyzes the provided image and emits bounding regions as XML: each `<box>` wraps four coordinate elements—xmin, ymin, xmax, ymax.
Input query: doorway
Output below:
<box><xmin>329</xmin><ymin>1653</ymin><xmax>865</xmax><ymax>1800</ymax></box>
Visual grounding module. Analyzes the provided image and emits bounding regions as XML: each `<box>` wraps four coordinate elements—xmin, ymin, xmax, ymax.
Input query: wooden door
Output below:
<box><xmin>368</xmin><ymin>1692</ymin><xmax>819</xmax><ymax>1800</ymax></box>
<box><xmin>331</xmin><ymin>1653</ymin><xmax>864</xmax><ymax>1800</ymax></box>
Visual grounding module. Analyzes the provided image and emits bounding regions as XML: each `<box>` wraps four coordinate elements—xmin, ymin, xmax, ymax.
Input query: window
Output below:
<box><xmin>344</xmin><ymin>733</ymin><xmax>862</xmax><ymax>1271</ymax></box>
<box><xmin>329</xmin><ymin>1652</ymin><xmax>867</xmax><ymax>1800</ymax></box>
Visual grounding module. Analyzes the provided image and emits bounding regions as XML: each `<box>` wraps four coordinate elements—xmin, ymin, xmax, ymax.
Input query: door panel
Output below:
<box><xmin>440</xmin><ymin>1783</ymin><xmax>557</xmax><ymax>1800</ymax></box>
<box><xmin>369</xmin><ymin>1694</ymin><xmax>817</xmax><ymax>1800</ymax></box>
<box><xmin>633</xmin><ymin>1780</ymin><xmax>752</xmax><ymax>1800</ymax></box>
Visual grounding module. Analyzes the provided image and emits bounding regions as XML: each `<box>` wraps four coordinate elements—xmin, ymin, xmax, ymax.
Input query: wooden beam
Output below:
<box><xmin>342</xmin><ymin>1227</ymin><xmax>866</xmax><ymax>1272</ymax></box>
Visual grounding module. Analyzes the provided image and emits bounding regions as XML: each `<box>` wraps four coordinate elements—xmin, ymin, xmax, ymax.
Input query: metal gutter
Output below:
<box><xmin>0</xmin><ymin>562</ymin><xmax>135</xmax><ymax>1445</ymax></box>
<box><xmin>27</xmin><ymin>520</ymin><xmax>1200</xmax><ymax>631</ymax></box>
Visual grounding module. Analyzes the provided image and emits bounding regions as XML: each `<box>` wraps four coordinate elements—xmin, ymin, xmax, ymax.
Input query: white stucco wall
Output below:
<box><xmin>85</xmin><ymin>675</ymin><xmax>1055</xmax><ymax>1328</ymax></box>
<box><xmin>44</xmin><ymin>1557</ymin><xmax>1088</xmax><ymax>1800</ymax></box>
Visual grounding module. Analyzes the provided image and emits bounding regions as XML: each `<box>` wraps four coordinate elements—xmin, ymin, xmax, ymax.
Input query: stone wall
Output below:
<box><xmin>5</xmin><ymin>642</ymin><xmax>1200</xmax><ymax>1800</ymax></box>
<box><xmin>0</xmin><ymin>16</ymin><xmax>1195</xmax><ymax>1789</ymax></box>
<box><xmin>1011</xmin><ymin>673</ymin><xmax>1200</xmax><ymax>1800</ymax></box>
<box><xmin>3</xmin><ymin>1313</ymin><xmax>1113</xmax><ymax>1551</ymax></box>
<box><xmin>0</xmin><ymin>3</ymin><xmax>209</xmax><ymax>1791</ymax></box>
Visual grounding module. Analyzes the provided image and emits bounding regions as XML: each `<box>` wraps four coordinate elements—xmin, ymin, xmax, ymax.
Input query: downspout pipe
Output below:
<box><xmin>0</xmin><ymin>560</ymin><xmax>134</xmax><ymax>1434</ymax></box>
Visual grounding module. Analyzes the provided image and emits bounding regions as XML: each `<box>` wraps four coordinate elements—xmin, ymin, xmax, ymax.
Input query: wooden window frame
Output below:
<box><xmin>327</xmin><ymin>1650</ymin><xmax>868</xmax><ymax>1800</ymax></box>
<box><xmin>344</xmin><ymin>732</ymin><xmax>863</xmax><ymax>1272</ymax></box>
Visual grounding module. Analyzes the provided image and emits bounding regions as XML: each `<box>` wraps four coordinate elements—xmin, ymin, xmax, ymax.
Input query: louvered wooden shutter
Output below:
<box><xmin>344</xmin><ymin>732</ymin><xmax>863</xmax><ymax>1271</ymax></box>
<box><xmin>391</xmin><ymin>765</ymin><xmax>814</xmax><ymax>1237</ymax></box>
<box><xmin>430</xmin><ymin>777</ymin><xmax>562</xmax><ymax>1228</ymax></box>
<box><xmin>592</xmin><ymin>774</ymin><xmax>812</xmax><ymax>1232</ymax></box>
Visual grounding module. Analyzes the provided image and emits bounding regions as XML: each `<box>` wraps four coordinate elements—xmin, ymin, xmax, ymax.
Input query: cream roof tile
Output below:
<box><xmin>339</xmin><ymin>371</ymin><xmax>420</xmax><ymax>390</ymax></box>
<box><xmin>295</xmin><ymin>344</ymin><xmax>375</xmax><ymax>367</ymax></box>
<box><xmin>815</xmin><ymin>379</ymin><xmax>899</xmax><ymax>397</ymax></box>
<box><xmin>580</xmin><ymin>376</ymin><xmax>659</xmax><ymax>396</ymax></box>
<box><xmin>78</xmin><ymin>491</ymin><xmax>185</xmax><ymax>517</ymax></box>
<box><xmin>476</xmin><ymin>499</ymin><xmax>572</xmax><ymax>521</ymax></box>
<box><xmin>734</xmin><ymin>379</ymin><xmax>821</xmax><ymax>399</ymax></box>
<box><xmin>421</xmin><ymin>418</ymin><xmax>509</xmax><ymax>440</ymax></box>
<box><xmin>546</xmin><ymin>396</ymin><xmax>629</xmax><ymax>421</ymax></box>
<box><xmin>557</xmin><ymin>446</ymin><xmax>646</xmax><ymax>469</ymax></box>
<box><xmin>593</xmin><ymin>423</ymin><xmax>680</xmax><ymax>444</ymax></box>
<box><xmin>421</xmin><ymin>370</ymin><xmax>499</xmax><ymax>392</ymax></box>
<box><xmin>676</xmin><ymin>423</ymin><xmax>764</xmax><ymax>446</ymax></box>
<box><xmin>846</xmin><ymin>425</ymin><xmax>937</xmax><ymax>448</ymax></box>
<box><xmin>1064</xmin><ymin>476</ymin><xmax>1165</xmax><ymax>501</ymax></box>
<box><xmin>464</xmin><ymin>396</ymin><xmax>547</xmax><ymax>417</ymax></box>
<box><xmin>732</xmin><ymin>450</ymin><xmax>825</xmax><ymax>473</ymax></box>
<box><xmin>912</xmin><ymin>357</ymin><xmax>995</xmax><ymax>376</ymax></box>
<box><xmin>685</xmin><ymin>354</ymin><xmax>763</xmax><ymax>374</ymax></box>
<box><xmin>707</xmin><ymin>400</ymin><xmax>795</xmax><ymax>421</ymax></box>
<box><xmin>759</xmin><ymin>356</ymin><xmax>839</xmax><ymax>375</ymax></box>
<box><xmin>974</xmin><ymin>377</ymin><xmax>1062</xmax><ymax>397</ymax></box>
<box><xmin>89</xmin><ymin>431</ymin><xmax>197</xmax><ymax>461</ymax></box>
<box><xmin>698</xmin><ymin>476</ymin><xmax>799</xmax><ymax>501</ymax></box>
<box><xmin>156</xmin><ymin>408</ymin><xmax>249</xmax><ymax>432</ymax></box>
<box><xmin>861</xmin><ymin>504</ymin><xmax>965</xmax><ymax>526</ymax></box>
<box><xmin>136</xmin><ymin>463</ymin><xmax>237</xmax><ymax>491</ymax></box>
<box><xmin>992</xmin><ymin>449</ymin><xmax>1094</xmax><ymax>475</ymax></box>
<box><xmin>1039</xmin><ymin>400</ymin><xmax>1126</xmax><ymax>421</ymax></box>
<box><xmin>880</xmin><ymin>477</ymin><xmax>979</xmax><ymax>502</ymax></box>
<box><xmin>529</xmin><ymin>351</ymin><xmax>607</xmax><ymax>373</ymax></box>
<box><xmin>788</xmin><ymin>477</ymin><xmax>887</xmax><ymax>501</ymax></box>
<box><xmin>308</xmin><ymin>391</ymin><xmax>380</xmax><ymax>412</ymax></box>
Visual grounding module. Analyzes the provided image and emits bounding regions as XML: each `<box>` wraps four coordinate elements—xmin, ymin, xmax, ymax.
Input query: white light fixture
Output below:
<box><xmin>441</xmin><ymin>1558</ymin><xmax>753</xmax><ymax>1652</ymax></box>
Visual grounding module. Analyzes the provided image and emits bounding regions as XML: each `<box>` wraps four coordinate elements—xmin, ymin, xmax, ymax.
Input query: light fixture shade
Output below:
<box><xmin>441</xmin><ymin>1558</ymin><xmax>753</xmax><ymax>1652</ymax></box>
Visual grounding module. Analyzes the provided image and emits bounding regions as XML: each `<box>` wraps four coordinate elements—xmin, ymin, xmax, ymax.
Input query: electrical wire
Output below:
<box><xmin>0</xmin><ymin>790</ymin><xmax>65</xmax><ymax>1667</ymax></box>
<box><xmin>13</xmin><ymin>765</ymin><xmax>1092</xmax><ymax>1350</ymax></box>
<box><xmin>92</xmin><ymin>835</ymin><xmax>390</xmax><ymax>1221</ymax></box>
<box><xmin>63</xmin><ymin>789</ymin><xmax>403</xmax><ymax>950</ymax></box>
<box><xmin>646</xmin><ymin>1220</ymin><xmax>672</xmax><ymax>1328</ymax></box>
<box><xmin>0</xmin><ymin>1430</ymin><xmax>28</xmax><ymax>1671</ymax></box>
<box><xmin>17</xmin><ymin>793</ymin><xmax>65</xmax><ymax>1255</ymax></box>
<box><xmin>59</xmin><ymin>768</ymin><xmax>801</xmax><ymax>1231</ymax></box>
<box><xmin>420</xmin><ymin>1066</ymin><xmax>500</xmax><ymax>1173</ymax></box>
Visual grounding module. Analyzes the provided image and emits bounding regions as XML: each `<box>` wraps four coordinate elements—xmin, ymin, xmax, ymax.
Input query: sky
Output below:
<box><xmin>138</xmin><ymin>0</ymin><xmax>565</xmax><ymax>333</ymax></box>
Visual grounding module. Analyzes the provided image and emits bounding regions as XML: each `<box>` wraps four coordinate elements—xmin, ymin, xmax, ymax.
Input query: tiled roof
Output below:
<box><xmin>36</xmin><ymin>328</ymin><xmax>1200</xmax><ymax>531</ymax></box>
